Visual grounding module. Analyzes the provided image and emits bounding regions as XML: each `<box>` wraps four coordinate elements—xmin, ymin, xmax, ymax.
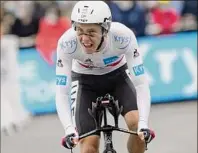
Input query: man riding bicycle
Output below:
<box><xmin>56</xmin><ymin>1</ymin><xmax>154</xmax><ymax>153</ymax></box>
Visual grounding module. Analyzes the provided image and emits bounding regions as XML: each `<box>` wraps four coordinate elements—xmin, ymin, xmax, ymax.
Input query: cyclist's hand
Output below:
<box><xmin>61</xmin><ymin>127</ymin><xmax>79</xmax><ymax>149</ymax></box>
<box><xmin>138</xmin><ymin>128</ymin><xmax>155</xmax><ymax>143</ymax></box>
<box><xmin>62</xmin><ymin>133</ymin><xmax>79</xmax><ymax>149</ymax></box>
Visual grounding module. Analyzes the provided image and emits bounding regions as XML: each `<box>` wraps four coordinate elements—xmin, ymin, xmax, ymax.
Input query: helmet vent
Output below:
<box><xmin>90</xmin><ymin>10</ymin><xmax>94</xmax><ymax>14</ymax></box>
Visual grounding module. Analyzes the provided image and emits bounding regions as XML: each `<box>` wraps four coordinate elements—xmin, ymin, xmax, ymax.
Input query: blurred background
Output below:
<box><xmin>1</xmin><ymin>1</ymin><xmax>197</xmax><ymax>153</ymax></box>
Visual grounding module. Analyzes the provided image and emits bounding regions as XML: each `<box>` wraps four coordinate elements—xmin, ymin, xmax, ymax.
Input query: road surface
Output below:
<box><xmin>1</xmin><ymin>101</ymin><xmax>197</xmax><ymax>153</ymax></box>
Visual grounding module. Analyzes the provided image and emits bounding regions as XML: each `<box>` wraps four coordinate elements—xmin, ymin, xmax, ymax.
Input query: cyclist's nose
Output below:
<box><xmin>81</xmin><ymin>34</ymin><xmax>91</xmax><ymax>42</ymax></box>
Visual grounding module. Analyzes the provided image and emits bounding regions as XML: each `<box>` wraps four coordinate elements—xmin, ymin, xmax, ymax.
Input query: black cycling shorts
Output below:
<box><xmin>70</xmin><ymin>64</ymin><xmax>137</xmax><ymax>137</ymax></box>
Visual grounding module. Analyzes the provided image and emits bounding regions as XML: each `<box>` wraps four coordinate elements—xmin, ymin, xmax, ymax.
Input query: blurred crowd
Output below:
<box><xmin>0</xmin><ymin>1</ymin><xmax>197</xmax><ymax>50</ymax></box>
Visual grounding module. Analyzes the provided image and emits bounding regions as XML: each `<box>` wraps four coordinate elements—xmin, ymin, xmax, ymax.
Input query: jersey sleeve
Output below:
<box><xmin>124</xmin><ymin>28</ymin><xmax>151</xmax><ymax>130</ymax></box>
<box><xmin>55</xmin><ymin>36</ymin><xmax>74</xmax><ymax>134</ymax></box>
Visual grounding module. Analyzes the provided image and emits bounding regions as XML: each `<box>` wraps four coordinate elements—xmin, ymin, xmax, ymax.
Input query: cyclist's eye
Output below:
<box><xmin>77</xmin><ymin>32</ymin><xmax>83</xmax><ymax>36</ymax></box>
<box><xmin>76</xmin><ymin>28</ymin><xmax>83</xmax><ymax>34</ymax></box>
<box><xmin>76</xmin><ymin>28</ymin><xmax>99</xmax><ymax>37</ymax></box>
<box><xmin>76</xmin><ymin>30</ymin><xmax>83</xmax><ymax>36</ymax></box>
<box><xmin>88</xmin><ymin>32</ymin><xmax>95</xmax><ymax>37</ymax></box>
<box><xmin>88</xmin><ymin>31</ymin><xmax>99</xmax><ymax>37</ymax></box>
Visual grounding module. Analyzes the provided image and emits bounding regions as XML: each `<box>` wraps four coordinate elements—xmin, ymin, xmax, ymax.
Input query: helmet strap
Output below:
<box><xmin>96</xmin><ymin>27</ymin><xmax>106</xmax><ymax>51</ymax></box>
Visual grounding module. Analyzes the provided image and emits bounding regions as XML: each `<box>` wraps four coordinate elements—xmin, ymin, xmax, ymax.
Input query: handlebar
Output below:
<box><xmin>79</xmin><ymin>125</ymin><xmax>153</xmax><ymax>150</ymax></box>
<box><xmin>79</xmin><ymin>125</ymin><xmax>138</xmax><ymax>140</ymax></box>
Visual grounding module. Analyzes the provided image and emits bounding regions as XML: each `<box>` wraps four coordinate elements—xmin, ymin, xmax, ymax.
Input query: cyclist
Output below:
<box><xmin>56</xmin><ymin>1</ymin><xmax>154</xmax><ymax>153</ymax></box>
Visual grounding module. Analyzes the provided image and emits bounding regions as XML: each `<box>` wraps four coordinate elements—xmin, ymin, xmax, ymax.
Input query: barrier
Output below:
<box><xmin>18</xmin><ymin>32</ymin><xmax>197</xmax><ymax>115</ymax></box>
<box><xmin>137</xmin><ymin>32</ymin><xmax>197</xmax><ymax>103</ymax></box>
<box><xmin>18</xmin><ymin>49</ymin><xmax>56</xmax><ymax>115</ymax></box>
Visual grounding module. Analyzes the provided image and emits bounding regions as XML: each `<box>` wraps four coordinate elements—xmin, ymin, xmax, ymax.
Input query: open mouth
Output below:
<box><xmin>83</xmin><ymin>43</ymin><xmax>93</xmax><ymax>49</ymax></box>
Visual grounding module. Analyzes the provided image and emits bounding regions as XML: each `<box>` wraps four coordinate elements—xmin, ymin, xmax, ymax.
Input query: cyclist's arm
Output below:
<box><xmin>124</xmin><ymin>31</ymin><xmax>151</xmax><ymax>130</ymax></box>
<box><xmin>56</xmin><ymin>39</ymin><xmax>74</xmax><ymax>134</ymax></box>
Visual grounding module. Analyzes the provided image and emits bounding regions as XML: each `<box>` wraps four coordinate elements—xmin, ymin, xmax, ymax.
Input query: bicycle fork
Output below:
<box><xmin>103</xmin><ymin>129</ymin><xmax>116</xmax><ymax>153</ymax></box>
<box><xmin>103</xmin><ymin>107</ymin><xmax>117</xmax><ymax>153</ymax></box>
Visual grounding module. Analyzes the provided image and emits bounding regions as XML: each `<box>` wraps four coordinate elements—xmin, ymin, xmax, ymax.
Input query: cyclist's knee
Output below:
<box><xmin>128</xmin><ymin>120</ymin><xmax>138</xmax><ymax>131</ymax></box>
<box><xmin>81</xmin><ymin>146</ymin><xmax>98</xmax><ymax>153</ymax></box>
<box><xmin>80</xmin><ymin>135</ymin><xmax>100</xmax><ymax>153</ymax></box>
<box><xmin>124</xmin><ymin>110</ymin><xmax>139</xmax><ymax>130</ymax></box>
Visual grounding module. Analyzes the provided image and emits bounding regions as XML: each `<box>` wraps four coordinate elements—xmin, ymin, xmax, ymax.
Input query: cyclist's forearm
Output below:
<box><xmin>135</xmin><ymin>83</ymin><xmax>151</xmax><ymax>130</ymax></box>
<box><xmin>56</xmin><ymin>93</ymin><xmax>73</xmax><ymax>132</ymax></box>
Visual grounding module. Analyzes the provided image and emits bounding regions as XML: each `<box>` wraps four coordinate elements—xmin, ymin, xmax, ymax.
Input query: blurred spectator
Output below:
<box><xmin>179</xmin><ymin>1</ymin><xmax>197</xmax><ymax>32</ymax></box>
<box><xmin>35</xmin><ymin>2</ymin><xmax>71</xmax><ymax>65</ymax></box>
<box><xmin>10</xmin><ymin>1</ymin><xmax>39</xmax><ymax>49</ymax></box>
<box><xmin>56</xmin><ymin>1</ymin><xmax>78</xmax><ymax>17</ymax></box>
<box><xmin>145</xmin><ymin>1</ymin><xmax>180</xmax><ymax>35</ymax></box>
<box><xmin>1</xmin><ymin>30</ymin><xmax>31</xmax><ymax>136</ymax></box>
<box><xmin>32</xmin><ymin>1</ymin><xmax>46</xmax><ymax>20</ymax></box>
<box><xmin>0</xmin><ymin>4</ymin><xmax>15</xmax><ymax>36</ymax></box>
<box><xmin>1</xmin><ymin>0</ymin><xmax>197</xmax><ymax>43</ymax></box>
<box><xmin>165</xmin><ymin>1</ymin><xmax>184</xmax><ymax>15</ymax></box>
<box><xmin>2</xmin><ymin>1</ymin><xmax>17</xmax><ymax>15</ymax></box>
<box><xmin>107</xmin><ymin>1</ymin><xmax>147</xmax><ymax>37</ymax></box>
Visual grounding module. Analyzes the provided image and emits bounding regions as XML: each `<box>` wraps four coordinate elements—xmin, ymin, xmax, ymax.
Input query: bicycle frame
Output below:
<box><xmin>79</xmin><ymin>94</ymin><xmax>139</xmax><ymax>153</ymax></box>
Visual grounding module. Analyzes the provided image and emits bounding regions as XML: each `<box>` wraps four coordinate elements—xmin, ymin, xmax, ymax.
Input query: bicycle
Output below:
<box><xmin>77</xmin><ymin>93</ymin><xmax>154</xmax><ymax>153</ymax></box>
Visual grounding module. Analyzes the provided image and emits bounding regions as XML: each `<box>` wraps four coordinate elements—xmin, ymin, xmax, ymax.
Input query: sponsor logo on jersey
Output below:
<box><xmin>60</xmin><ymin>39</ymin><xmax>77</xmax><ymax>54</ymax></box>
<box><xmin>114</xmin><ymin>36</ymin><xmax>130</xmax><ymax>44</ymax></box>
<box><xmin>83</xmin><ymin>58</ymin><xmax>95</xmax><ymax>68</ymax></box>
<box><xmin>56</xmin><ymin>75</ymin><xmax>67</xmax><ymax>85</ymax></box>
<box><xmin>103</xmin><ymin>56</ymin><xmax>119</xmax><ymax>65</ymax></box>
<box><xmin>84</xmin><ymin>58</ymin><xmax>93</xmax><ymax>64</ymax></box>
<box><xmin>133</xmin><ymin>49</ymin><xmax>139</xmax><ymax>58</ymax></box>
<box><xmin>133</xmin><ymin>64</ymin><xmax>144</xmax><ymax>76</ymax></box>
<box><xmin>57</xmin><ymin>59</ymin><xmax>63</xmax><ymax>67</ymax></box>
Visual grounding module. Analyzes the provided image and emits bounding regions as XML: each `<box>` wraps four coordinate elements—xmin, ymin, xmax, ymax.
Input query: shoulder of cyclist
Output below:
<box><xmin>57</xmin><ymin>28</ymin><xmax>78</xmax><ymax>56</ymax></box>
<box><xmin>110</xmin><ymin>22</ymin><xmax>136</xmax><ymax>52</ymax></box>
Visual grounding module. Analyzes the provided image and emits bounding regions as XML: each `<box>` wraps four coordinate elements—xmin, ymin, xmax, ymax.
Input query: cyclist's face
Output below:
<box><xmin>76</xmin><ymin>23</ymin><xmax>103</xmax><ymax>54</ymax></box>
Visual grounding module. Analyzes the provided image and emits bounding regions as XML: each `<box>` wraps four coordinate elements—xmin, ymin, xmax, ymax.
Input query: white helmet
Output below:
<box><xmin>71</xmin><ymin>1</ymin><xmax>112</xmax><ymax>31</ymax></box>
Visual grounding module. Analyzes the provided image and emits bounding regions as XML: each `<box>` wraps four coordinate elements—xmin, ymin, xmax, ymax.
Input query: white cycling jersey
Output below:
<box><xmin>56</xmin><ymin>22</ymin><xmax>151</xmax><ymax>135</ymax></box>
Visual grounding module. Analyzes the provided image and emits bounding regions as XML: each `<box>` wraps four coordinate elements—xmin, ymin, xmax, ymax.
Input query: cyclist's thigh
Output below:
<box><xmin>71</xmin><ymin>72</ymin><xmax>100</xmax><ymax>137</ymax></box>
<box><xmin>113</xmin><ymin>69</ymin><xmax>138</xmax><ymax>116</ymax></box>
<box><xmin>113</xmin><ymin>71</ymin><xmax>139</xmax><ymax>130</ymax></box>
